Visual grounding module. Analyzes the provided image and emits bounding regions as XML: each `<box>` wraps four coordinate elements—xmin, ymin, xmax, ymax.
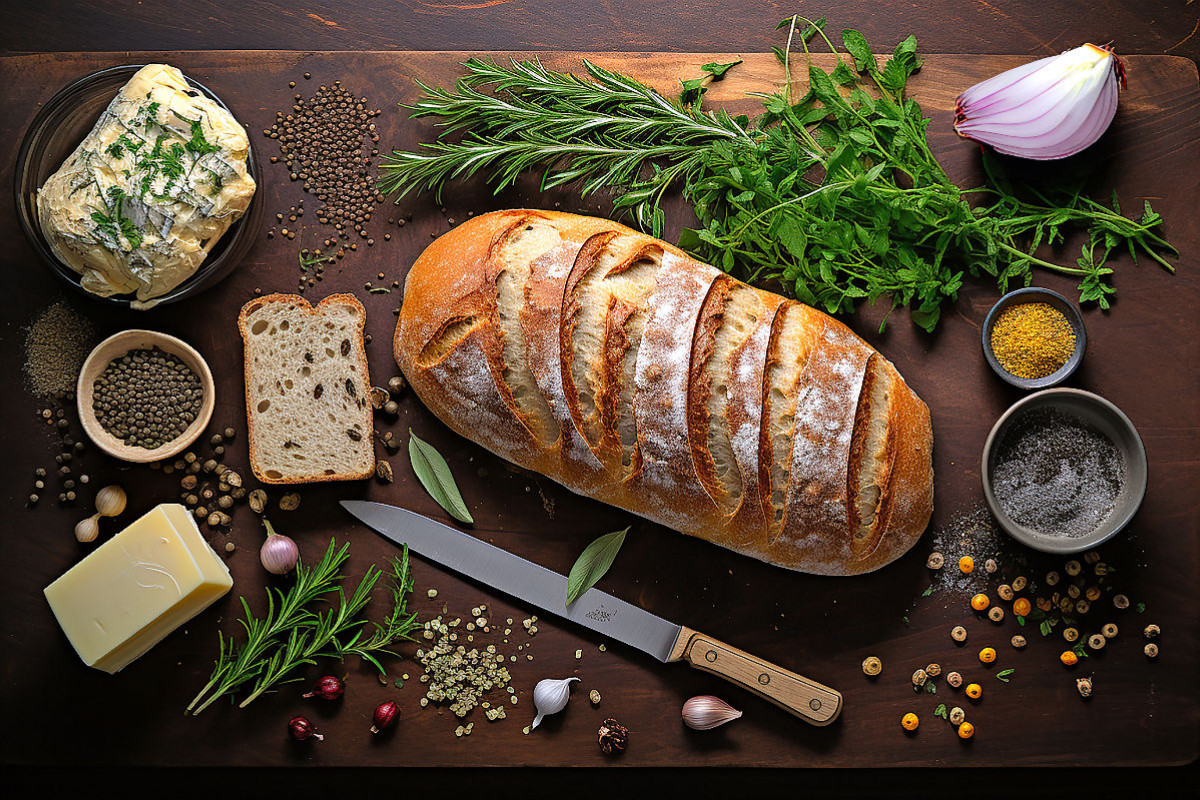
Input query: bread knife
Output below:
<box><xmin>341</xmin><ymin>501</ymin><xmax>842</xmax><ymax>726</ymax></box>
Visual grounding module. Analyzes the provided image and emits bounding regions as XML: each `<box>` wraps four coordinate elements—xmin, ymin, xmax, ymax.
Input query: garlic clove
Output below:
<box><xmin>74</xmin><ymin>514</ymin><xmax>101</xmax><ymax>543</ymax></box>
<box><xmin>530</xmin><ymin>676</ymin><xmax>578</xmax><ymax>729</ymax></box>
<box><xmin>682</xmin><ymin>695</ymin><xmax>742</xmax><ymax>731</ymax></box>
<box><xmin>94</xmin><ymin>485</ymin><xmax>127</xmax><ymax>518</ymax></box>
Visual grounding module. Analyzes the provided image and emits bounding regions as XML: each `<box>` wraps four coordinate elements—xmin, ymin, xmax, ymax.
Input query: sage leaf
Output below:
<box><xmin>566</xmin><ymin>528</ymin><xmax>628</xmax><ymax>607</ymax></box>
<box><xmin>408</xmin><ymin>429</ymin><xmax>473</xmax><ymax>524</ymax></box>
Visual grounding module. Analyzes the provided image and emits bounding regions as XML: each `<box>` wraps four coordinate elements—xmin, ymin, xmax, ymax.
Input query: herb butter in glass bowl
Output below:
<box><xmin>15</xmin><ymin>64</ymin><xmax>262</xmax><ymax>309</ymax></box>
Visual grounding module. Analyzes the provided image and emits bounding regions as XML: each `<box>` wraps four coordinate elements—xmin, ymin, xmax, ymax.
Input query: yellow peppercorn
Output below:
<box><xmin>901</xmin><ymin>712</ymin><xmax>919</xmax><ymax>731</ymax></box>
<box><xmin>965</xmin><ymin>683</ymin><xmax>982</xmax><ymax>700</ymax></box>
<box><xmin>979</xmin><ymin>647</ymin><xmax>996</xmax><ymax>664</ymax></box>
<box><xmin>971</xmin><ymin>593</ymin><xmax>990</xmax><ymax>611</ymax></box>
<box><xmin>1013</xmin><ymin>598</ymin><xmax>1032</xmax><ymax>617</ymax></box>
<box><xmin>1060</xmin><ymin>651</ymin><xmax>1079</xmax><ymax>666</ymax></box>
<box><xmin>959</xmin><ymin>556</ymin><xmax>974</xmax><ymax>574</ymax></box>
<box><xmin>988</xmin><ymin>301</ymin><xmax>1077</xmax><ymax>380</ymax></box>
<box><xmin>957</xmin><ymin>721</ymin><xmax>976</xmax><ymax>739</ymax></box>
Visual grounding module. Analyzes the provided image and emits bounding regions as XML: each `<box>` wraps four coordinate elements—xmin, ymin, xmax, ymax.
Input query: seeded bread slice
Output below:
<box><xmin>238</xmin><ymin>293</ymin><xmax>374</xmax><ymax>483</ymax></box>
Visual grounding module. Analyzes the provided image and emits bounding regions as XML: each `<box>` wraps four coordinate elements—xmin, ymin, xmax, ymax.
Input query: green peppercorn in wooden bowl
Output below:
<box><xmin>76</xmin><ymin>330</ymin><xmax>215</xmax><ymax>463</ymax></box>
<box><xmin>982</xmin><ymin>287</ymin><xmax>1086</xmax><ymax>389</ymax></box>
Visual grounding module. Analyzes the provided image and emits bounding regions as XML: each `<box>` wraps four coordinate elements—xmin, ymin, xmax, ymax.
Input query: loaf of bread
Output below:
<box><xmin>239</xmin><ymin>293</ymin><xmax>375</xmax><ymax>483</ymax></box>
<box><xmin>394</xmin><ymin>211</ymin><xmax>933</xmax><ymax>575</ymax></box>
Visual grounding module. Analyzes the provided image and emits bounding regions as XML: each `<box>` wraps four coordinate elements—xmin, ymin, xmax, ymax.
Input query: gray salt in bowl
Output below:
<box><xmin>981</xmin><ymin>388</ymin><xmax>1148</xmax><ymax>554</ymax></box>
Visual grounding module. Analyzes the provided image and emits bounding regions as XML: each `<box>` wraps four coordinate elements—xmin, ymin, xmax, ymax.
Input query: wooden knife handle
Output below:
<box><xmin>669</xmin><ymin>626</ymin><xmax>842</xmax><ymax>726</ymax></box>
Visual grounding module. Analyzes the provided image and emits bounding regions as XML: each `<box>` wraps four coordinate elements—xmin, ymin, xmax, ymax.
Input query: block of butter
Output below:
<box><xmin>44</xmin><ymin>503</ymin><xmax>233</xmax><ymax>674</ymax></box>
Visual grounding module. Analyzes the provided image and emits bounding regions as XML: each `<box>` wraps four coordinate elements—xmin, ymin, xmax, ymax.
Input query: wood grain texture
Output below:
<box><xmin>0</xmin><ymin>49</ymin><xmax>1197</xmax><ymax>769</ymax></box>
<box><xmin>1</xmin><ymin>1</ymin><xmax>1198</xmax><ymax>64</ymax></box>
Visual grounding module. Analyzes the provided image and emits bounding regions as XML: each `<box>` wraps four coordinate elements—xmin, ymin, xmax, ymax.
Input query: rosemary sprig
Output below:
<box><xmin>188</xmin><ymin>540</ymin><xmax>421</xmax><ymax>714</ymax></box>
<box><xmin>380</xmin><ymin>19</ymin><xmax>1176</xmax><ymax>331</ymax></box>
<box><xmin>187</xmin><ymin>538</ymin><xmax>349</xmax><ymax>715</ymax></box>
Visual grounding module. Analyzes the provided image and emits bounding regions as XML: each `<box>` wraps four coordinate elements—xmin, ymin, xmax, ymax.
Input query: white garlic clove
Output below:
<box><xmin>74</xmin><ymin>514</ymin><xmax>101</xmax><ymax>543</ymax></box>
<box><xmin>682</xmin><ymin>695</ymin><xmax>743</xmax><ymax>731</ymax></box>
<box><xmin>530</xmin><ymin>677</ymin><xmax>578</xmax><ymax>729</ymax></box>
<box><xmin>94</xmin><ymin>485</ymin><xmax>127</xmax><ymax>518</ymax></box>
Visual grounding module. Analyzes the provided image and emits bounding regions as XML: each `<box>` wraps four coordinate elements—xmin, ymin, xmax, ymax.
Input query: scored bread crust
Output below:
<box><xmin>395</xmin><ymin>210</ymin><xmax>933</xmax><ymax>575</ymax></box>
<box><xmin>238</xmin><ymin>292</ymin><xmax>375</xmax><ymax>484</ymax></box>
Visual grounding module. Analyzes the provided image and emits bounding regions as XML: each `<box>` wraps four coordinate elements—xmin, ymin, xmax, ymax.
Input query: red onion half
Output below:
<box><xmin>954</xmin><ymin>44</ymin><xmax>1126</xmax><ymax>161</ymax></box>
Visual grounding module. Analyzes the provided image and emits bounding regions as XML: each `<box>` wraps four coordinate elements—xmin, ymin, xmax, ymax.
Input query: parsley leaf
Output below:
<box><xmin>700</xmin><ymin>60</ymin><xmax>742</xmax><ymax>80</ymax></box>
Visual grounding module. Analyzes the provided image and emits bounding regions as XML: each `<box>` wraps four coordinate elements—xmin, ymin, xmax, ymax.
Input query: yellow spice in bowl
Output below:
<box><xmin>990</xmin><ymin>302</ymin><xmax>1076</xmax><ymax>379</ymax></box>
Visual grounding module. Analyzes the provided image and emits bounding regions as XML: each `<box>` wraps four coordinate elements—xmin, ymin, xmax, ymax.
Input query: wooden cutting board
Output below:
<box><xmin>0</xmin><ymin>51</ymin><xmax>1196</xmax><ymax>768</ymax></box>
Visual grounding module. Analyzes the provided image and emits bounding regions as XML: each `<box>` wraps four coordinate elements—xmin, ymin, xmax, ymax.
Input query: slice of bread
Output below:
<box><xmin>238</xmin><ymin>293</ymin><xmax>375</xmax><ymax>483</ymax></box>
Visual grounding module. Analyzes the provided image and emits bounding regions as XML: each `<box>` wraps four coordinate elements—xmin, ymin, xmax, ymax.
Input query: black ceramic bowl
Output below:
<box><xmin>981</xmin><ymin>388</ymin><xmax>1148</xmax><ymax>554</ymax></box>
<box><xmin>14</xmin><ymin>65</ymin><xmax>263</xmax><ymax>309</ymax></box>
<box><xmin>981</xmin><ymin>287</ymin><xmax>1086</xmax><ymax>389</ymax></box>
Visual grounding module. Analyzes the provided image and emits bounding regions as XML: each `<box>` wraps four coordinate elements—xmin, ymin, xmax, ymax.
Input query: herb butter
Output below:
<box><xmin>37</xmin><ymin>64</ymin><xmax>256</xmax><ymax>307</ymax></box>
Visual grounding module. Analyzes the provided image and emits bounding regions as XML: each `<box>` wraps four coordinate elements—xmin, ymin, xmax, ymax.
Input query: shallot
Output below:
<box><xmin>260</xmin><ymin>518</ymin><xmax>299</xmax><ymax>574</ymax></box>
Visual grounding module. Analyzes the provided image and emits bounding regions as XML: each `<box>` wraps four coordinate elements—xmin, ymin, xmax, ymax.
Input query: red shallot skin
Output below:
<box><xmin>288</xmin><ymin>716</ymin><xmax>324</xmax><ymax>742</ymax></box>
<box><xmin>953</xmin><ymin>44</ymin><xmax>1123</xmax><ymax>161</ymax></box>
<box><xmin>371</xmin><ymin>700</ymin><xmax>400</xmax><ymax>733</ymax></box>
<box><xmin>302</xmin><ymin>675</ymin><xmax>345</xmax><ymax>700</ymax></box>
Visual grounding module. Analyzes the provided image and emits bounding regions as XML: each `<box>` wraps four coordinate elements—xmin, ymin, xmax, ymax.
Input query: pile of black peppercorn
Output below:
<box><xmin>263</xmin><ymin>78</ymin><xmax>384</xmax><ymax>270</ymax></box>
<box><xmin>92</xmin><ymin>348</ymin><xmax>203</xmax><ymax>449</ymax></box>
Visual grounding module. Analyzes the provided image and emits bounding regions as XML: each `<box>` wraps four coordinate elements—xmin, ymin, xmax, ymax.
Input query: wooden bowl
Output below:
<box><xmin>76</xmin><ymin>330</ymin><xmax>215</xmax><ymax>463</ymax></box>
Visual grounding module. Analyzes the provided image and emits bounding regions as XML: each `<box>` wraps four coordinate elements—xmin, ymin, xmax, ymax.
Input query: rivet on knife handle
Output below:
<box><xmin>667</xmin><ymin>626</ymin><xmax>842</xmax><ymax>726</ymax></box>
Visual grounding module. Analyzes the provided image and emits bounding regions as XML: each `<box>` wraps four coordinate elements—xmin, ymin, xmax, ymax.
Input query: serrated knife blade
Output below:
<box><xmin>341</xmin><ymin>500</ymin><xmax>841</xmax><ymax>725</ymax></box>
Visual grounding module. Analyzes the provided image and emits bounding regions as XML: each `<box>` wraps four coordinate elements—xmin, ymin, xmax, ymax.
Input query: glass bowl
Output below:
<box><xmin>14</xmin><ymin>64</ymin><xmax>263</xmax><ymax>309</ymax></box>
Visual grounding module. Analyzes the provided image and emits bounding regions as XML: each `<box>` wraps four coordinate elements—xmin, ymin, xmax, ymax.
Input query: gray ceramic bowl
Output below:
<box><xmin>981</xmin><ymin>388</ymin><xmax>1147</xmax><ymax>554</ymax></box>
<box><xmin>982</xmin><ymin>287</ymin><xmax>1086</xmax><ymax>389</ymax></box>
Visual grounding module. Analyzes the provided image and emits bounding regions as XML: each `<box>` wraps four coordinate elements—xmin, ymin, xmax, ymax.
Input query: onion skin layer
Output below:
<box><xmin>954</xmin><ymin>44</ymin><xmax>1125</xmax><ymax>161</ymax></box>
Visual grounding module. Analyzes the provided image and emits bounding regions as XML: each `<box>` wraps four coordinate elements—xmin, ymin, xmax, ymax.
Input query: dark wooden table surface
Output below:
<box><xmin>2</xmin><ymin>0</ymin><xmax>1198</xmax><ymax>790</ymax></box>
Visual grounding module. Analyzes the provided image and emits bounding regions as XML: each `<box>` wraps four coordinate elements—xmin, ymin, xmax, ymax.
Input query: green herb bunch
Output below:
<box><xmin>379</xmin><ymin>17</ymin><xmax>1175</xmax><ymax>330</ymax></box>
<box><xmin>187</xmin><ymin>536</ymin><xmax>420</xmax><ymax>715</ymax></box>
